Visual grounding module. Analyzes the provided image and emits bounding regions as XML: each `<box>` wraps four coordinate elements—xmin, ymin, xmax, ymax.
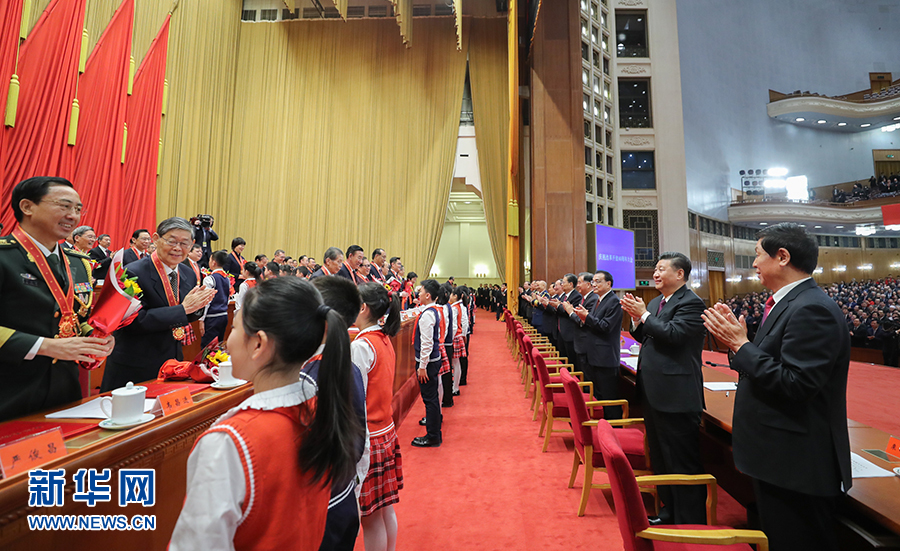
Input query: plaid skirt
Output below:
<box><xmin>452</xmin><ymin>334</ymin><xmax>467</xmax><ymax>359</ymax></box>
<box><xmin>439</xmin><ymin>345</ymin><xmax>451</xmax><ymax>376</ymax></box>
<box><xmin>359</xmin><ymin>425</ymin><xmax>404</xmax><ymax>515</ymax></box>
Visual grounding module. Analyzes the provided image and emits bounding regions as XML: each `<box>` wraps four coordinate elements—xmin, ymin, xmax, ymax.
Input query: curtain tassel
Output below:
<box><xmin>4</xmin><ymin>74</ymin><xmax>19</xmax><ymax>127</ymax></box>
<box><xmin>20</xmin><ymin>0</ymin><xmax>31</xmax><ymax>39</ymax></box>
<box><xmin>67</xmin><ymin>98</ymin><xmax>79</xmax><ymax>146</ymax></box>
<box><xmin>79</xmin><ymin>28</ymin><xmax>88</xmax><ymax>73</ymax></box>
<box><xmin>128</xmin><ymin>56</ymin><xmax>135</xmax><ymax>95</ymax></box>
<box><xmin>121</xmin><ymin>122</ymin><xmax>127</xmax><ymax>164</ymax></box>
<box><xmin>157</xmin><ymin>138</ymin><xmax>163</xmax><ymax>175</ymax></box>
<box><xmin>162</xmin><ymin>79</ymin><xmax>168</xmax><ymax>115</ymax></box>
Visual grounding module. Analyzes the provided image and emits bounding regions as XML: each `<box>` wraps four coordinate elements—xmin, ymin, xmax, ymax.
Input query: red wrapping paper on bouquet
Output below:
<box><xmin>79</xmin><ymin>249</ymin><xmax>143</xmax><ymax>370</ymax></box>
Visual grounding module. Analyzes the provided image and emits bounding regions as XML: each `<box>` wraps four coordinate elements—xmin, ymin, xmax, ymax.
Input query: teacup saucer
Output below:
<box><xmin>211</xmin><ymin>379</ymin><xmax>248</xmax><ymax>390</ymax></box>
<box><xmin>99</xmin><ymin>413</ymin><xmax>156</xmax><ymax>430</ymax></box>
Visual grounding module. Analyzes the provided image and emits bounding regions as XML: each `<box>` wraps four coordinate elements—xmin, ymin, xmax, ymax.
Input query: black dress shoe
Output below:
<box><xmin>419</xmin><ymin>417</ymin><xmax>427</xmax><ymax>426</ymax></box>
<box><xmin>452</xmin><ymin>390</ymin><xmax>460</xmax><ymax>396</ymax></box>
<box><xmin>411</xmin><ymin>436</ymin><xmax>441</xmax><ymax>448</ymax></box>
<box><xmin>460</xmin><ymin>381</ymin><xmax>467</xmax><ymax>386</ymax></box>
<box><xmin>442</xmin><ymin>401</ymin><xmax>454</xmax><ymax>408</ymax></box>
<box><xmin>647</xmin><ymin>516</ymin><xmax>664</xmax><ymax>526</ymax></box>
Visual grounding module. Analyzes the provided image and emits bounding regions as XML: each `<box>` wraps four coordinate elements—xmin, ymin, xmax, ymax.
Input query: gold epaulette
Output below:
<box><xmin>63</xmin><ymin>248</ymin><xmax>90</xmax><ymax>259</ymax></box>
<box><xmin>0</xmin><ymin>237</ymin><xmax>18</xmax><ymax>247</ymax></box>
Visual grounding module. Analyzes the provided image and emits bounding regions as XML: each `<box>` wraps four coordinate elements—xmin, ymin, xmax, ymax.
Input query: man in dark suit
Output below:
<box><xmin>101</xmin><ymin>218</ymin><xmax>216</xmax><ymax>392</ymax></box>
<box><xmin>539</xmin><ymin>280</ymin><xmax>561</xmax><ymax>346</ymax></box>
<box><xmin>563</xmin><ymin>272</ymin><xmax>596</xmax><ymax>374</ymax></box>
<box><xmin>123</xmin><ymin>229</ymin><xmax>151</xmax><ymax>266</ymax></box>
<box><xmin>571</xmin><ymin>270</ymin><xmax>624</xmax><ymax>418</ymax></box>
<box><xmin>336</xmin><ymin>245</ymin><xmax>364</xmax><ymax>284</ymax></box>
<box><xmin>553</xmin><ymin>274</ymin><xmax>582</xmax><ymax>363</ymax></box>
<box><xmin>621</xmin><ymin>252</ymin><xmax>707</xmax><ymax>525</ymax></box>
<box><xmin>0</xmin><ymin>177</ymin><xmax>115</xmax><ymax>422</ymax></box>
<box><xmin>191</xmin><ymin>216</ymin><xmax>218</xmax><ymax>269</ymax></box>
<box><xmin>703</xmin><ymin>223</ymin><xmax>851</xmax><ymax>551</ymax></box>
<box><xmin>89</xmin><ymin>233</ymin><xmax>112</xmax><ymax>281</ymax></box>
<box><xmin>311</xmin><ymin>246</ymin><xmax>345</xmax><ymax>279</ymax></box>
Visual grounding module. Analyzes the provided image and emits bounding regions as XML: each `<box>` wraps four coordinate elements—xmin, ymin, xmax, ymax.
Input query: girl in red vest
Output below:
<box><xmin>170</xmin><ymin>277</ymin><xmax>364</xmax><ymax>551</ymax></box>
<box><xmin>233</xmin><ymin>261</ymin><xmax>261</xmax><ymax>311</ymax></box>
<box><xmin>353</xmin><ymin>283</ymin><xmax>403</xmax><ymax>551</ymax></box>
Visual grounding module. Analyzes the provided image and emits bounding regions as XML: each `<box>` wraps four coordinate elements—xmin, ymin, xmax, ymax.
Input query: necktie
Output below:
<box><xmin>46</xmin><ymin>252</ymin><xmax>67</xmax><ymax>289</ymax></box>
<box><xmin>168</xmin><ymin>270</ymin><xmax>179</xmax><ymax>298</ymax></box>
<box><xmin>761</xmin><ymin>296</ymin><xmax>775</xmax><ymax>325</ymax></box>
<box><xmin>656</xmin><ymin>297</ymin><xmax>666</xmax><ymax>315</ymax></box>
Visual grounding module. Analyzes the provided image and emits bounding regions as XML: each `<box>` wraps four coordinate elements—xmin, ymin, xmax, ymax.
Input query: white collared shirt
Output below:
<box><xmin>771</xmin><ymin>277</ymin><xmax>812</xmax><ymax>306</ymax></box>
<box><xmin>416</xmin><ymin>303</ymin><xmax>438</xmax><ymax>368</ymax></box>
<box><xmin>22</xmin><ymin>230</ymin><xmax>62</xmax><ymax>360</ymax></box>
<box><xmin>169</xmin><ymin>378</ymin><xmax>318</xmax><ymax>551</ymax></box>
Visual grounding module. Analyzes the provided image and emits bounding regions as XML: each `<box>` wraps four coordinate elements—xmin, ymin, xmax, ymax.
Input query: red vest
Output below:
<box><xmin>355</xmin><ymin>329</ymin><xmax>396</xmax><ymax>432</ymax></box>
<box><xmin>200</xmin><ymin>404</ymin><xmax>329</xmax><ymax>551</ymax></box>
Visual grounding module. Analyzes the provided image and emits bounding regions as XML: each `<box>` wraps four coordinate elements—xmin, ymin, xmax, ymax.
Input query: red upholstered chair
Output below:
<box><xmin>522</xmin><ymin>334</ymin><xmax>571</xmax><ymax>405</ymax></box>
<box><xmin>533</xmin><ymin>349</ymin><xmax>600</xmax><ymax>452</ymax></box>
<box><xmin>515</xmin><ymin>327</ymin><xmax>557</xmax><ymax>379</ymax></box>
<box><xmin>558</xmin><ymin>368</ymin><xmax>652</xmax><ymax>516</ymax></box>
<box><xmin>595</xmin><ymin>420</ymin><xmax>769</xmax><ymax>551</ymax></box>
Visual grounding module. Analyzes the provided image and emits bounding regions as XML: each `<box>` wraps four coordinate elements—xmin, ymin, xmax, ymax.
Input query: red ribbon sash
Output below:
<box><xmin>13</xmin><ymin>228</ymin><xmax>77</xmax><ymax>337</ymax></box>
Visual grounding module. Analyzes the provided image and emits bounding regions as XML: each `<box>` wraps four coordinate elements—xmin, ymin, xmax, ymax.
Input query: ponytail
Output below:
<box><xmin>299</xmin><ymin>308</ymin><xmax>362</xmax><ymax>487</ymax></box>
<box><xmin>358</xmin><ymin>282</ymin><xmax>401</xmax><ymax>337</ymax></box>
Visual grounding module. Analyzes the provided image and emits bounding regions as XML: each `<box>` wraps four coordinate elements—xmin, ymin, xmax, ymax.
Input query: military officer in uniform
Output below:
<box><xmin>0</xmin><ymin>177</ymin><xmax>115</xmax><ymax>422</ymax></box>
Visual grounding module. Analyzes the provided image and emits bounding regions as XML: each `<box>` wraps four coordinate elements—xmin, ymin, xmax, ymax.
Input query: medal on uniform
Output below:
<box><xmin>13</xmin><ymin>228</ymin><xmax>78</xmax><ymax>340</ymax></box>
<box><xmin>150</xmin><ymin>251</ymin><xmax>194</xmax><ymax>344</ymax></box>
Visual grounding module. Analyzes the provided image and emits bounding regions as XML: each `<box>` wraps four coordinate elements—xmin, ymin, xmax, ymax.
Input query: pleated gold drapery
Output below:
<box><xmin>468</xmin><ymin>18</ymin><xmax>509</xmax><ymax>279</ymax></box>
<box><xmin>224</xmin><ymin>19</ymin><xmax>466</xmax><ymax>275</ymax></box>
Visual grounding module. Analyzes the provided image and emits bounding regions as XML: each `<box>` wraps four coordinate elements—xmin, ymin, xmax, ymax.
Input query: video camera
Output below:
<box><xmin>191</xmin><ymin>214</ymin><xmax>214</xmax><ymax>229</ymax></box>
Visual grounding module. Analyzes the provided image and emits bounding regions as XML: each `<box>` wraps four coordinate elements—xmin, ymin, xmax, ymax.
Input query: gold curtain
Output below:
<box><xmin>468</xmin><ymin>17</ymin><xmax>509</xmax><ymax>279</ymax></box>
<box><xmin>223</xmin><ymin>19</ymin><xmax>465</xmax><ymax>275</ymax></box>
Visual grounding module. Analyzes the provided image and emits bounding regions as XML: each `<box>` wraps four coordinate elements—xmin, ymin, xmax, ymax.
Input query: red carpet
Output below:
<box><xmin>359</xmin><ymin>315</ymin><xmax>745</xmax><ymax>550</ymax></box>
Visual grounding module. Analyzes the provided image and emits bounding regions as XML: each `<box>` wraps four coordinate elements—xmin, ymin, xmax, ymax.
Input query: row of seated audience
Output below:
<box><xmin>726</xmin><ymin>275</ymin><xmax>900</xmax><ymax>366</ymax></box>
<box><xmin>831</xmin><ymin>173</ymin><xmax>900</xmax><ymax>203</ymax></box>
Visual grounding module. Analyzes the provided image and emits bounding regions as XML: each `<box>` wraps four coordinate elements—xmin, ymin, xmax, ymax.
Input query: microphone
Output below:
<box><xmin>705</xmin><ymin>360</ymin><xmax>729</xmax><ymax>368</ymax></box>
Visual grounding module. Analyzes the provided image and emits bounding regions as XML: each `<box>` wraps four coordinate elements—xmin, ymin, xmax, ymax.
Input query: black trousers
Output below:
<box><xmin>200</xmin><ymin>314</ymin><xmax>228</xmax><ymax>348</ymax></box>
<box><xmin>559</xmin><ymin>339</ymin><xmax>575</xmax><ymax>363</ymax></box>
<box><xmin>577</xmin><ymin>356</ymin><xmax>622</xmax><ymax>419</ymax></box>
<box><xmin>640</xmin><ymin>384</ymin><xmax>706</xmax><ymax>525</ymax></box>
<box><xmin>459</xmin><ymin>335</ymin><xmax>470</xmax><ymax>384</ymax></box>
<box><xmin>418</xmin><ymin>360</ymin><xmax>442</xmax><ymax>441</ymax></box>
<box><xmin>442</xmin><ymin>344</ymin><xmax>454</xmax><ymax>405</ymax></box>
<box><xmin>753</xmin><ymin>478</ymin><xmax>839</xmax><ymax>551</ymax></box>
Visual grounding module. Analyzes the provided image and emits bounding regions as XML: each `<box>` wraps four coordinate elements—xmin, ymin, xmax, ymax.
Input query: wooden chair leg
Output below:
<box><xmin>531</xmin><ymin>392</ymin><xmax>540</xmax><ymax>420</ymax></box>
<box><xmin>568</xmin><ymin>450</ymin><xmax>581</xmax><ymax>489</ymax></box>
<box><xmin>541</xmin><ymin>410</ymin><xmax>554</xmax><ymax>452</ymax></box>
<box><xmin>578</xmin><ymin>458</ymin><xmax>593</xmax><ymax>516</ymax></box>
<box><xmin>538</xmin><ymin>407</ymin><xmax>547</xmax><ymax>437</ymax></box>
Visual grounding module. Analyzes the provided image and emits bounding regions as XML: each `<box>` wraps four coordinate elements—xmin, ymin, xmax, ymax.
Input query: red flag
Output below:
<box><xmin>1</xmin><ymin>0</ymin><xmax>87</xmax><ymax>232</ymax></box>
<box><xmin>0</xmin><ymin>0</ymin><xmax>25</xmax><ymax>175</ymax></box>
<box><xmin>123</xmin><ymin>15</ymin><xmax>169</xmax><ymax>237</ymax></box>
<box><xmin>882</xmin><ymin>204</ymin><xmax>900</xmax><ymax>227</ymax></box>
<box><xmin>72</xmin><ymin>0</ymin><xmax>133</xmax><ymax>247</ymax></box>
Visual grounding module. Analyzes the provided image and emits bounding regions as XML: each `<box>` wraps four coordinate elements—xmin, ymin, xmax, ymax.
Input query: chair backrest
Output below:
<box><xmin>521</xmin><ymin>334</ymin><xmax>535</xmax><ymax>368</ymax></box>
<box><xmin>532</xmin><ymin>349</ymin><xmax>557</xmax><ymax>404</ymax></box>
<box><xmin>596</xmin><ymin>420</ymin><xmax>651</xmax><ymax>551</ymax></box>
<box><xmin>559</xmin><ymin>368</ymin><xmax>593</xmax><ymax>456</ymax></box>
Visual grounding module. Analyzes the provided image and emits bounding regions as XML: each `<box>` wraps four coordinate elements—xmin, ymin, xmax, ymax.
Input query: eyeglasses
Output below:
<box><xmin>160</xmin><ymin>238</ymin><xmax>194</xmax><ymax>250</ymax></box>
<box><xmin>45</xmin><ymin>200</ymin><xmax>83</xmax><ymax>215</ymax></box>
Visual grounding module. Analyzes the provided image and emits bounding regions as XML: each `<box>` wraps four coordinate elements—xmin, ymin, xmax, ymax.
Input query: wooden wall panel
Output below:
<box><xmin>529</xmin><ymin>0</ymin><xmax>586</xmax><ymax>282</ymax></box>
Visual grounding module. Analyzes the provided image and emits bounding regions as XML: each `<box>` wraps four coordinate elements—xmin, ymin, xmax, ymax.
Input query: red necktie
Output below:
<box><xmin>761</xmin><ymin>296</ymin><xmax>775</xmax><ymax>325</ymax></box>
<box><xmin>656</xmin><ymin>297</ymin><xmax>666</xmax><ymax>315</ymax></box>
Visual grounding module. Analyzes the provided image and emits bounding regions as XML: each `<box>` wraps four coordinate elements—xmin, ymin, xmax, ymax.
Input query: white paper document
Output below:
<box><xmin>850</xmin><ymin>452</ymin><xmax>896</xmax><ymax>478</ymax></box>
<box><xmin>703</xmin><ymin>382</ymin><xmax>738</xmax><ymax>392</ymax></box>
<box><xmin>45</xmin><ymin>398</ymin><xmax>157</xmax><ymax>419</ymax></box>
<box><xmin>620</xmin><ymin>349</ymin><xmax>632</xmax><ymax>356</ymax></box>
<box><xmin>622</xmin><ymin>357</ymin><xmax>639</xmax><ymax>370</ymax></box>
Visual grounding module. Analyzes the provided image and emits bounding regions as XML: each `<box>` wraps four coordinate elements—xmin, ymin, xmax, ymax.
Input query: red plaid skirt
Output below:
<box><xmin>439</xmin><ymin>345</ymin><xmax>451</xmax><ymax>376</ymax></box>
<box><xmin>359</xmin><ymin>425</ymin><xmax>404</xmax><ymax>515</ymax></box>
<box><xmin>452</xmin><ymin>334</ymin><xmax>467</xmax><ymax>359</ymax></box>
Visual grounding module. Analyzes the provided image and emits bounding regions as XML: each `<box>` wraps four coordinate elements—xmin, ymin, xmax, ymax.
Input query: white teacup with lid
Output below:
<box><xmin>100</xmin><ymin>382</ymin><xmax>146</xmax><ymax>425</ymax></box>
<box><xmin>212</xmin><ymin>361</ymin><xmax>236</xmax><ymax>385</ymax></box>
<box><xmin>629</xmin><ymin>343</ymin><xmax>641</xmax><ymax>355</ymax></box>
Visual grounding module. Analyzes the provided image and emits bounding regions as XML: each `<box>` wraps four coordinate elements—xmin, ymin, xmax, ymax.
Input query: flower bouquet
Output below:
<box><xmin>79</xmin><ymin>249</ymin><xmax>144</xmax><ymax>370</ymax></box>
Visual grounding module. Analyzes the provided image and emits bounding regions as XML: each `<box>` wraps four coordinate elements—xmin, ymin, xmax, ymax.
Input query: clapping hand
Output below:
<box><xmin>702</xmin><ymin>303</ymin><xmax>750</xmax><ymax>353</ymax></box>
<box><xmin>621</xmin><ymin>293</ymin><xmax>647</xmax><ymax>321</ymax></box>
<box><xmin>574</xmin><ymin>304</ymin><xmax>589</xmax><ymax>321</ymax></box>
<box><xmin>182</xmin><ymin>286</ymin><xmax>216</xmax><ymax>314</ymax></box>
<box><xmin>563</xmin><ymin>301</ymin><xmax>575</xmax><ymax>315</ymax></box>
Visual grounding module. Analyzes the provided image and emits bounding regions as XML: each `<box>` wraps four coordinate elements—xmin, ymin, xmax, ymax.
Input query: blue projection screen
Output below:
<box><xmin>593</xmin><ymin>225</ymin><xmax>636</xmax><ymax>290</ymax></box>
